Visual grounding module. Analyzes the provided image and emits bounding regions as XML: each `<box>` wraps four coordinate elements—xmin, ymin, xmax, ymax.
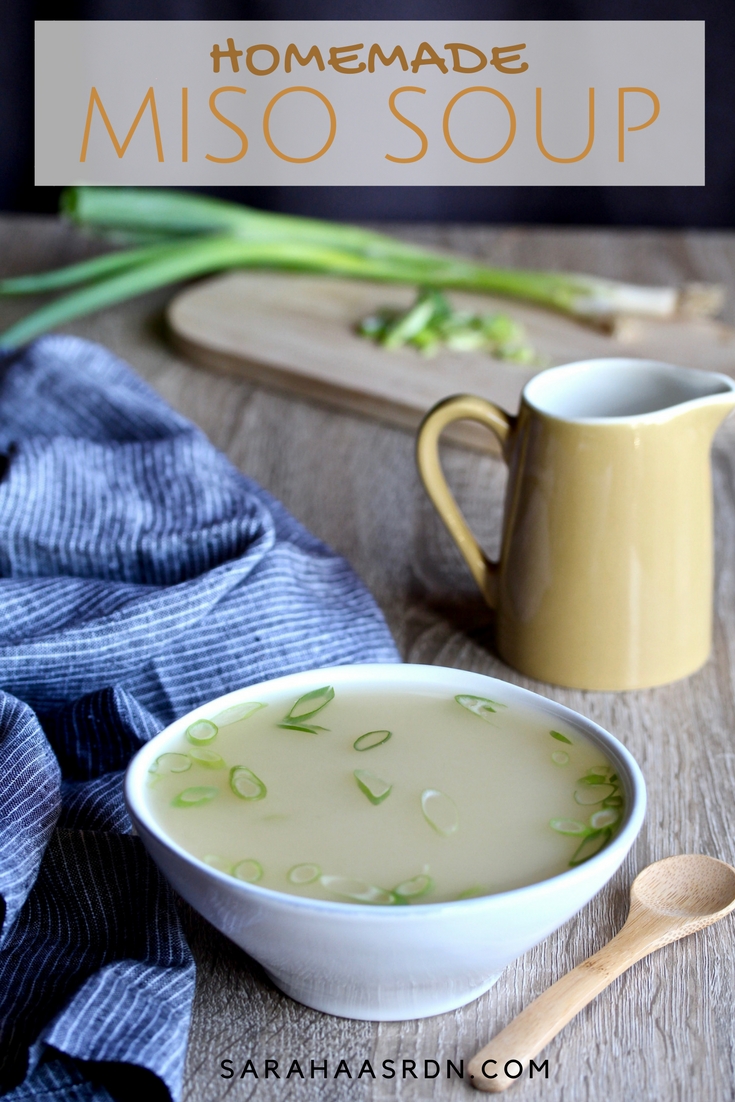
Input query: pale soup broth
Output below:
<box><xmin>145</xmin><ymin>684</ymin><xmax>624</xmax><ymax>904</ymax></box>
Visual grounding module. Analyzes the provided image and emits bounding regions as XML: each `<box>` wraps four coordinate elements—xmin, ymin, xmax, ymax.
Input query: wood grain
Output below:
<box><xmin>2</xmin><ymin>219</ymin><xmax>735</xmax><ymax>1101</ymax></box>
<box><xmin>167</xmin><ymin>269</ymin><xmax>735</xmax><ymax>453</ymax></box>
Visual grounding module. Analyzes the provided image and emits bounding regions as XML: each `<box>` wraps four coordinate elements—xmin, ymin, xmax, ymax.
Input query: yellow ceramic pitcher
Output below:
<box><xmin>416</xmin><ymin>358</ymin><xmax>735</xmax><ymax>691</ymax></box>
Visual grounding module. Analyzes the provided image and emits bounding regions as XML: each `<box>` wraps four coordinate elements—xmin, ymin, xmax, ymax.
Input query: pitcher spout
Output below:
<box><xmin>678</xmin><ymin>369</ymin><xmax>735</xmax><ymax>439</ymax></box>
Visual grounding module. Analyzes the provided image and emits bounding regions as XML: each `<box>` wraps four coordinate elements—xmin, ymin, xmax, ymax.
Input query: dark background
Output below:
<box><xmin>4</xmin><ymin>1</ymin><xmax>731</xmax><ymax>227</ymax></box>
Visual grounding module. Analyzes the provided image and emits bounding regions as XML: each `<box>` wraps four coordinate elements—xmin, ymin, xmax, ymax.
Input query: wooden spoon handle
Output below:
<box><xmin>468</xmin><ymin>933</ymin><xmax>647</xmax><ymax>1093</ymax></box>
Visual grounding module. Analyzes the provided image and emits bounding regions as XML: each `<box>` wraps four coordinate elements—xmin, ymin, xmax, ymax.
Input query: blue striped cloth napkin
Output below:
<box><xmin>0</xmin><ymin>336</ymin><xmax>399</xmax><ymax>1101</ymax></box>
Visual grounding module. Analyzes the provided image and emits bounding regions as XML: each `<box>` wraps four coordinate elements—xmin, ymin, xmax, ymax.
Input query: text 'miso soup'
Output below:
<box><xmin>145</xmin><ymin>683</ymin><xmax>624</xmax><ymax>905</ymax></box>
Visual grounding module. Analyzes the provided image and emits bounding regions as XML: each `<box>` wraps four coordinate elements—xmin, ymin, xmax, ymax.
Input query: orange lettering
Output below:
<box><xmin>443</xmin><ymin>87</ymin><xmax>516</xmax><ymax>163</ymax></box>
<box><xmin>205</xmin><ymin>87</ymin><xmax>248</xmax><ymax>163</ymax></box>
<box><xmin>79</xmin><ymin>87</ymin><xmax>163</xmax><ymax>162</ymax></box>
<box><xmin>385</xmin><ymin>87</ymin><xmax>427</xmax><ymax>163</ymax></box>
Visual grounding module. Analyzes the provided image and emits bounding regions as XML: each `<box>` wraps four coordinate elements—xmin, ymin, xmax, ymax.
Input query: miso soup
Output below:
<box><xmin>145</xmin><ymin>682</ymin><xmax>624</xmax><ymax>904</ymax></box>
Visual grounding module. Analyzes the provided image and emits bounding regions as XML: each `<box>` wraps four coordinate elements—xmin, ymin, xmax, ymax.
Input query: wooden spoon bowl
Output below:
<box><xmin>469</xmin><ymin>854</ymin><xmax>735</xmax><ymax>1092</ymax></box>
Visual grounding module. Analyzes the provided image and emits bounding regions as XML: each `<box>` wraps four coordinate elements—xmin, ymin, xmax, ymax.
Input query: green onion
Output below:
<box><xmin>393</xmin><ymin>874</ymin><xmax>434</xmax><ymax>901</ymax></box>
<box><xmin>172</xmin><ymin>786</ymin><xmax>219</xmax><ymax>808</ymax></box>
<box><xmin>353</xmin><ymin>769</ymin><xmax>392</xmax><ymax>805</ymax></box>
<box><xmin>550</xmin><ymin>818</ymin><xmax>588</xmax><ymax>835</ymax></box>
<box><xmin>551</xmin><ymin>751</ymin><xmax>570</xmax><ymax>766</ymax></box>
<box><xmin>590</xmin><ymin>808</ymin><xmax>619</xmax><ymax>829</ymax></box>
<box><xmin>602</xmin><ymin>794</ymin><xmax>624</xmax><ymax>808</ymax></box>
<box><xmin>213</xmin><ymin>701</ymin><xmax>266</xmax><ymax>726</ymax></box>
<box><xmin>0</xmin><ymin>186</ymin><xmax>720</xmax><ymax>348</ymax></box>
<box><xmin>149</xmin><ymin>752</ymin><xmax>191</xmax><ymax>775</ymax></box>
<box><xmin>287</xmin><ymin>863</ymin><xmax>321</xmax><ymax>885</ymax></box>
<box><xmin>456</xmin><ymin>885</ymin><xmax>486</xmax><ymax>900</ymax></box>
<box><xmin>229</xmin><ymin>765</ymin><xmax>267</xmax><ymax>801</ymax></box>
<box><xmin>574</xmin><ymin>784</ymin><xmax>615</xmax><ymax>806</ymax></box>
<box><xmin>285</xmin><ymin>685</ymin><xmax>335</xmax><ymax>721</ymax></box>
<box><xmin>569</xmin><ymin>829</ymin><xmax>612</xmax><ymax>867</ymax></box>
<box><xmin>550</xmin><ymin>731</ymin><xmax>573</xmax><ymax>745</ymax></box>
<box><xmin>319</xmin><ymin>875</ymin><xmax>396</xmax><ymax>905</ymax></box>
<box><xmin>232</xmin><ymin>859</ymin><xmax>263</xmax><ymax>883</ymax></box>
<box><xmin>277</xmin><ymin>723</ymin><xmax>328</xmax><ymax>734</ymax></box>
<box><xmin>203</xmin><ymin>854</ymin><xmax>231</xmax><ymax>872</ymax></box>
<box><xmin>359</xmin><ymin>289</ymin><xmax>537</xmax><ymax>363</ymax></box>
<box><xmin>185</xmin><ymin>719</ymin><xmax>218</xmax><ymax>745</ymax></box>
<box><xmin>455</xmin><ymin>694</ymin><xmax>507</xmax><ymax>721</ymax></box>
<box><xmin>421</xmin><ymin>789</ymin><xmax>459</xmax><ymax>835</ymax></box>
<box><xmin>353</xmin><ymin>729</ymin><xmax>392</xmax><ymax>752</ymax></box>
<box><xmin>577</xmin><ymin>772</ymin><xmax>609</xmax><ymax>786</ymax></box>
<box><xmin>188</xmin><ymin>747</ymin><xmax>226</xmax><ymax>769</ymax></box>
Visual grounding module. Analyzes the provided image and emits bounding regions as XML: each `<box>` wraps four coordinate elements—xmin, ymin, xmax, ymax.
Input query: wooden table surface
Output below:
<box><xmin>2</xmin><ymin>216</ymin><xmax>735</xmax><ymax>1102</ymax></box>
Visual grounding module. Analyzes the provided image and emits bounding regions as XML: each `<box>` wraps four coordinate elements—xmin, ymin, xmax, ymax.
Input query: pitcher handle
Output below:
<box><xmin>416</xmin><ymin>394</ymin><xmax>514</xmax><ymax>609</ymax></box>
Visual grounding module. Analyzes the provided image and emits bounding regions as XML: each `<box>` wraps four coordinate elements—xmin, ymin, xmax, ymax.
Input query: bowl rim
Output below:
<box><xmin>124</xmin><ymin>662</ymin><xmax>646</xmax><ymax>918</ymax></box>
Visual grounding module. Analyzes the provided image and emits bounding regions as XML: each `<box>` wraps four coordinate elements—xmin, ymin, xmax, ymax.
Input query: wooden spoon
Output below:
<box><xmin>469</xmin><ymin>854</ymin><xmax>735</xmax><ymax>1093</ymax></box>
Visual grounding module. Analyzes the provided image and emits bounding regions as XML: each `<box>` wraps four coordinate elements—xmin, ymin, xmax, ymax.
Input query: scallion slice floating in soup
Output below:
<box><xmin>551</xmin><ymin>751</ymin><xmax>569</xmax><ymax>766</ymax></box>
<box><xmin>189</xmin><ymin>747</ymin><xmax>226</xmax><ymax>769</ymax></box>
<box><xmin>549</xmin><ymin>818</ymin><xmax>588</xmax><ymax>836</ymax></box>
<box><xmin>320</xmin><ymin>875</ymin><xmax>396</xmax><ymax>905</ymax></box>
<box><xmin>173</xmin><ymin>786</ymin><xmax>218</xmax><ymax>808</ymax></box>
<box><xmin>454</xmin><ymin>694</ymin><xmax>506</xmax><ymax>721</ymax></box>
<box><xmin>569</xmin><ymin>829</ymin><xmax>611</xmax><ymax>867</ymax></box>
<box><xmin>353</xmin><ymin>729</ymin><xmax>392</xmax><ymax>752</ymax></box>
<box><xmin>354</xmin><ymin>769</ymin><xmax>392</xmax><ymax>805</ymax></box>
<box><xmin>288</xmin><ymin>863</ymin><xmax>321</xmax><ymax>885</ymax></box>
<box><xmin>230</xmin><ymin>766</ymin><xmax>267</xmax><ymax>801</ymax></box>
<box><xmin>393</xmin><ymin>874</ymin><xmax>433</xmax><ymax>901</ymax></box>
<box><xmin>149</xmin><ymin>752</ymin><xmax>191</xmax><ymax>775</ymax></box>
<box><xmin>574</xmin><ymin>785</ymin><xmax>615</xmax><ymax>806</ymax></box>
<box><xmin>285</xmin><ymin>686</ymin><xmax>335</xmax><ymax>722</ymax></box>
<box><xmin>421</xmin><ymin>789</ymin><xmax>459</xmax><ymax>835</ymax></box>
<box><xmin>213</xmin><ymin>701</ymin><xmax>266</xmax><ymax>726</ymax></box>
<box><xmin>277</xmin><ymin>723</ymin><xmax>328</xmax><ymax>734</ymax></box>
<box><xmin>203</xmin><ymin>854</ymin><xmax>230</xmax><ymax>872</ymax></box>
<box><xmin>590</xmin><ymin>808</ymin><xmax>619</xmax><ymax>829</ymax></box>
<box><xmin>233</xmin><ymin>859</ymin><xmax>263</xmax><ymax>883</ymax></box>
<box><xmin>186</xmin><ymin>719</ymin><xmax>218</xmax><ymax>745</ymax></box>
<box><xmin>550</xmin><ymin>730</ymin><xmax>573</xmax><ymax>745</ymax></box>
<box><xmin>456</xmin><ymin>885</ymin><xmax>486</xmax><ymax>900</ymax></box>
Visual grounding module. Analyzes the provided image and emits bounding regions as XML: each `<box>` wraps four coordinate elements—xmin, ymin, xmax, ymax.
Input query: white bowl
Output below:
<box><xmin>125</xmin><ymin>664</ymin><xmax>646</xmax><ymax>1021</ymax></box>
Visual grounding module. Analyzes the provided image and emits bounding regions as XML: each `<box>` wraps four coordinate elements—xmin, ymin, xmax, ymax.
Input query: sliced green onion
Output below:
<box><xmin>551</xmin><ymin>751</ymin><xmax>569</xmax><ymax>766</ymax></box>
<box><xmin>549</xmin><ymin>818</ymin><xmax>588</xmax><ymax>836</ymax></box>
<box><xmin>569</xmin><ymin>829</ymin><xmax>612</xmax><ymax>867</ymax></box>
<box><xmin>189</xmin><ymin>747</ymin><xmax>226</xmax><ymax>769</ymax></box>
<box><xmin>285</xmin><ymin>685</ymin><xmax>335</xmax><ymax>721</ymax></box>
<box><xmin>319</xmin><ymin>875</ymin><xmax>396</xmax><ymax>905</ymax></box>
<box><xmin>149</xmin><ymin>752</ymin><xmax>191</xmax><ymax>775</ymax></box>
<box><xmin>203</xmin><ymin>854</ymin><xmax>231</xmax><ymax>872</ymax></box>
<box><xmin>454</xmin><ymin>694</ymin><xmax>507</xmax><ymax>721</ymax></box>
<box><xmin>602</xmin><ymin>794</ymin><xmax>624</xmax><ymax>808</ymax></box>
<box><xmin>393</xmin><ymin>874</ymin><xmax>433</xmax><ymax>901</ymax></box>
<box><xmin>213</xmin><ymin>701</ymin><xmax>266</xmax><ymax>726</ymax></box>
<box><xmin>354</xmin><ymin>769</ymin><xmax>392</xmax><ymax>805</ymax></box>
<box><xmin>287</xmin><ymin>863</ymin><xmax>321</xmax><ymax>885</ymax></box>
<box><xmin>550</xmin><ymin>731</ymin><xmax>573</xmax><ymax>745</ymax></box>
<box><xmin>186</xmin><ymin>719</ymin><xmax>218</xmax><ymax>745</ymax></box>
<box><xmin>574</xmin><ymin>785</ymin><xmax>615</xmax><ymax>806</ymax></box>
<box><xmin>353</xmin><ymin>730</ymin><xmax>392</xmax><ymax>752</ymax></box>
<box><xmin>277</xmin><ymin>722</ymin><xmax>328</xmax><ymax>734</ymax></box>
<box><xmin>577</xmin><ymin>772</ymin><xmax>609</xmax><ymax>786</ymax></box>
<box><xmin>232</xmin><ymin>859</ymin><xmax>263</xmax><ymax>883</ymax></box>
<box><xmin>172</xmin><ymin>786</ymin><xmax>219</xmax><ymax>808</ymax></box>
<box><xmin>421</xmin><ymin>789</ymin><xmax>459</xmax><ymax>835</ymax></box>
<box><xmin>590</xmin><ymin>808</ymin><xmax>619</xmax><ymax>829</ymax></box>
<box><xmin>230</xmin><ymin>766</ymin><xmax>267</xmax><ymax>801</ymax></box>
<box><xmin>456</xmin><ymin>885</ymin><xmax>486</xmax><ymax>900</ymax></box>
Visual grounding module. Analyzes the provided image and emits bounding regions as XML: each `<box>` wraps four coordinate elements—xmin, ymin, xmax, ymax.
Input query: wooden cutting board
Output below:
<box><xmin>167</xmin><ymin>271</ymin><xmax>735</xmax><ymax>452</ymax></box>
